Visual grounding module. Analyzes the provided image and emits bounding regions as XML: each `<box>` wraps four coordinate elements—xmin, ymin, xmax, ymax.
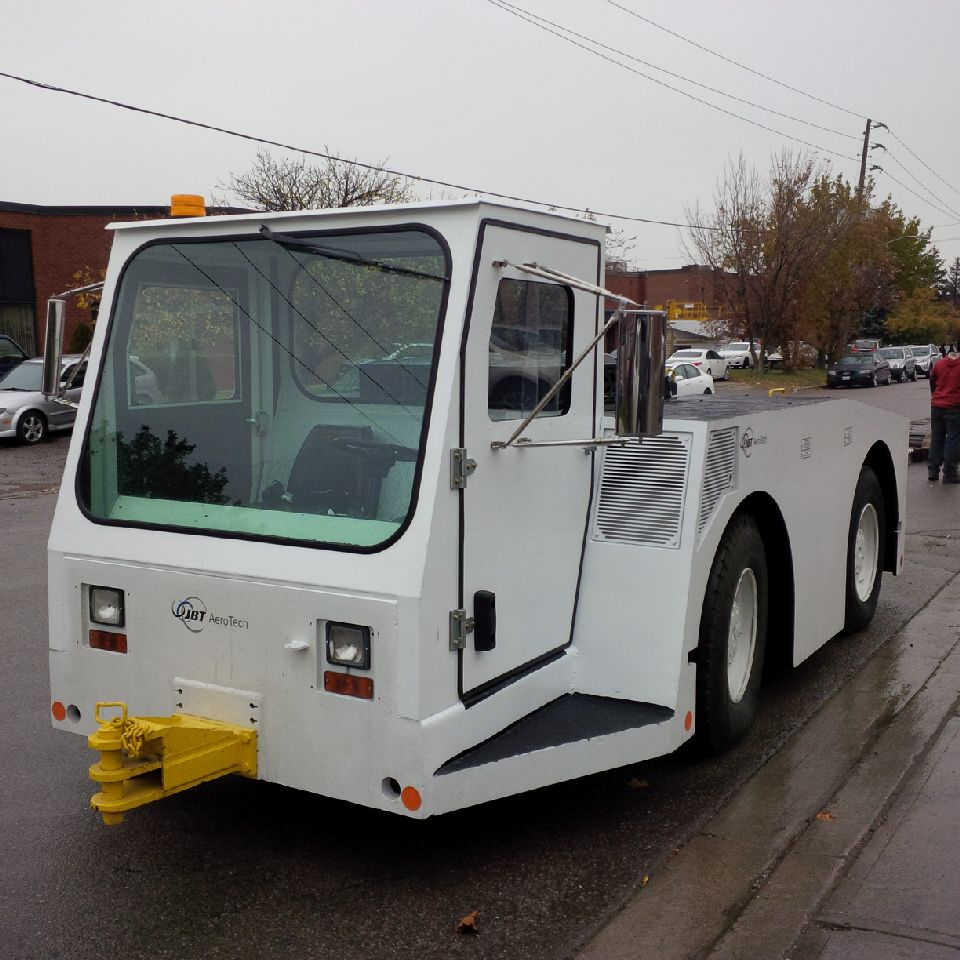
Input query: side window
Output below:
<box><xmin>488</xmin><ymin>278</ymin><xmax>573</xmax><ymax>420</ymax></box>
<box><xmin>707</xmin><ymin>350</ymin><xmax>720</xmax><ymax>359</ymax></box>
<box><xmin>62</xmin><ymin>362</ymin><xmax>86</xmax><ymax>388</ymax></box>
<box><xmin>671</xmin><ymin>365</ymin><xmax>686</xmax><ymax>380</ymax></box>
<box><xmin>126</xmin><ymin>284</ymin><xmax>238</xmax><ymax>405</ymax></box>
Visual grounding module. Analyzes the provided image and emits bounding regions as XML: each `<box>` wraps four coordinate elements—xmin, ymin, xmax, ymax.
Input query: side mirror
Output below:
<box><xmin>615</xmin><ymin>309</ymin><xmax>666</xmax><ymax>438</ymax></box>
<box><xmin>42</xmin><ymin>299</ymin><xmax>65</xmax><ymax>399</ymax></box>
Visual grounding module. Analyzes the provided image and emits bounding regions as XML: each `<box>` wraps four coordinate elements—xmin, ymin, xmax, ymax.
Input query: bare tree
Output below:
<box><xmin>686</xmin><ymin>152</ymin><xmax>834</xmax><ymax>368</ymax></box>
<box><xmin>220</xmin><ymin>149</ymin><xmax>415</xmax><ymax>211</ymax></box>
<box><xmin>685</xmin><ymin>154</ymin><xmax>764</xmax><ymax>362</ymax></box>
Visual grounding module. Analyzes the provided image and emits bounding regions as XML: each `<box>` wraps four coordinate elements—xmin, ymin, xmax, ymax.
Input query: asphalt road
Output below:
<box><xmin>1</xmin><ymin>379</ymin><xmax>955</xmax><ymax>960</ymax></box>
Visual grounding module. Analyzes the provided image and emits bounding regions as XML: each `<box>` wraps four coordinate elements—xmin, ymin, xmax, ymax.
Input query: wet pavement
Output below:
<box><xmin>580</xmin><ymin>569</ymin><xmax>960</xmax><ymax>959</ymax></box>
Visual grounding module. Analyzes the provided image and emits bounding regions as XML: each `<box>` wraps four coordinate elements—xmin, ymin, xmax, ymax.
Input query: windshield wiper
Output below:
<box><xmin>259</xmin><ymin>225</ymin><xmax>447</xmax><ymax>283</ymax></box>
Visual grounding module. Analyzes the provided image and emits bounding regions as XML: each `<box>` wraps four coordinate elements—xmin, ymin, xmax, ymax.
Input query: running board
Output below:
<box><xmin>435</xmin><ymin>694</ymin><xmax>674</xmax><ymax>775</ymax></box>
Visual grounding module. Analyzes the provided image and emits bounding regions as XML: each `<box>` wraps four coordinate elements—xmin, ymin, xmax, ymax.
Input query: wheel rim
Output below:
<box><xmin>22</xmin><ymin>415</ymin><xmax>43</xmax><ymax>442</ymax></box>
<box><xmin>853</xmin><ymin>503</ymin><xmax>880</xmax><ymax>602</ymax></box>
<box><xmin>727</xmin><ymin>568</ymin><xmax>758</xmax><ymax>703</ymax></box>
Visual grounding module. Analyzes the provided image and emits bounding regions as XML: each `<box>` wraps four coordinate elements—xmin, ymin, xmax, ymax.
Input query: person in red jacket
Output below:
<box><xmin>928</xmin><ymin>346</ymin><xmax>960</xmax><ymax>483</ymax></box>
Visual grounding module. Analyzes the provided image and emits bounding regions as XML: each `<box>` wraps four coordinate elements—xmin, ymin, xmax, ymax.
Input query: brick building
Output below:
<box><xmin>603</xmin><ymin>263</ymin><xmax>734</xmax><ymax>349</ymax></box>
<box><xmin>0</xmin><ymin>201</ymin><xmax>181</xmax><ymax>355</ymax></box>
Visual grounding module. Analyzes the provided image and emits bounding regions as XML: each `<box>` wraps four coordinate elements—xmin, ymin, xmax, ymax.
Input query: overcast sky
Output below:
<box><xmin>2</xmin><ymin>0</ymin><xmax>959</xmax><ymax>269</ymax></box>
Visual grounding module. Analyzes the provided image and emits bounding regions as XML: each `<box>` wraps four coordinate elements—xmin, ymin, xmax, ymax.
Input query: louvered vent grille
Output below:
<box><xmin>593</xmin><ymin>433</ymin><xmax>691</xmax><ymax>548</ymax></box>
<box><xmin>698</xmin><ymin>427</ymin><xmax>738</xmax><ymax>540</ymax></box>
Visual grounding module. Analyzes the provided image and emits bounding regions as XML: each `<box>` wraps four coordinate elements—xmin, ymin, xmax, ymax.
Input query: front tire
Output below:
<box><xmin>696</xmin><ymin>515</ymin><xmax>768</xmax><ymax>753</ymax></box>
<box><xmin>17</xmin><ymin>410</ymin><xmax>47</xmax><ymax>444</ymax></box>
<box><xmin>843</xmin><ymin>466</ymin><xmax>885</xmax><ymax>633</ymax></box>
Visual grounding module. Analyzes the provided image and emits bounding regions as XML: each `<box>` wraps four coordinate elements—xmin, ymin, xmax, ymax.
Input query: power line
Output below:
<box><xmin>872</xmin><ymin>166</ymin><xmax>955</xmax><ymax>220</ymax></box>
<box><xmin>0</xmin><ymin>69</ymin><xmax>715</xmax><ymax>232</ymax></box>
<box><xmin>886</xmin><ymin>128</ymin><xmax>960</xmax><ymax>201</ymax></box>
<box><xmin>485</xmin><ymin>0</ymin><xmax>860</xmax><ymax>164</ymax></box>
<box><xmin>880</xmin><ymin>149</ymin><xmax>960</xmax><ymax>221</ymax></box>
<box><xmin>601</xmin><ymin>0</ymin><xmax>960</xmax><ymax>215</ymax></box>
<box><xmin>604</xmin><ymin>0</ymin><xmax>864</xmax><ymax>119</ymax></box>
<box><xmin>491</xmin><ymin>0</ymin><xmax>859</xmax><ymax>142</ymax></box>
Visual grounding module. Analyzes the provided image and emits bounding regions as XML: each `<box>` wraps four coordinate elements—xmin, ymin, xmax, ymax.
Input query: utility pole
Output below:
<box><xmin>857</xmin><ymin>118</ymin><xmax>873</xmax><ymax>201</ymax></box>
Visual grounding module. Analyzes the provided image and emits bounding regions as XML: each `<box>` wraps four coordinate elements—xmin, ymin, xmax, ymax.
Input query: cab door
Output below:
<box><xmin>458</xmin><ymin>222</ymin><xmax>601</xmax><ymax>700</ymax></box>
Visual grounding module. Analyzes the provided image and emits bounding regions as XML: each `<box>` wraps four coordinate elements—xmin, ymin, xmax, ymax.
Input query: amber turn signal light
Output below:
<box><xmin>323</xmin><ymin>671</ymin><xmax>373</xmax><ymax>699</ymax></box>
<box><xmin>89</xmin><ymin>630</ymin><xmax>128</xmax><ymax>654</ymax></box>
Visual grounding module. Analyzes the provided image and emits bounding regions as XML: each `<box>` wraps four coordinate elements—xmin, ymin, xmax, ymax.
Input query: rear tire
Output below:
<box><xmin>843</xmin><ymin>466</ymin><xmax>885</xmax><ymax>633</ymax></box>
<box><xmin>696</xmin><ymin>515</ymin><xmax>768</xmax><ymax>753</ymax></box>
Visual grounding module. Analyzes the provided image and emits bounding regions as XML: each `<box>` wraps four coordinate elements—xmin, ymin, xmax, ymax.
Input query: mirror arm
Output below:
<box><xmin>491</xmin><ymin>306</ymin><xmax>624</xmax><ymax>450</ymax></box>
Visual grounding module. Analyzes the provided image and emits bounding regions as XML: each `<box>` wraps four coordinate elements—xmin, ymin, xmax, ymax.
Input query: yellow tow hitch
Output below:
<box><xmin>87</xmin><ymin>701</ymin><xmax>257</xmax><ymax>826</ymax></box>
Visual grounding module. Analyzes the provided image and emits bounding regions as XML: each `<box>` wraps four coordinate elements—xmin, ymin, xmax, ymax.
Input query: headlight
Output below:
<box><xmin>90</xmin><ymin>586</ymin><xmax>125</xmax><ymax>627</ymax></box>
<box><xmin>326</xmin><ymin>622</ymin><xmax>371</xmax><ymax>669</ymax></box>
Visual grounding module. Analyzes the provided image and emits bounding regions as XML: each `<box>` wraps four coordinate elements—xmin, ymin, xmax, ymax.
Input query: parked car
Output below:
<box><xmin>718</xmin><ymin>341</ymin><xmax>762</xmax><ymax>368</ymax></box>
<box><xmin>0</xmin><ymin>334</ymin><xmax>28</xmax><ymax>379</ymax></box>
<box><xmin>666</xmin><ymin>348</ymin><xmax>729</xmax><ymax>381</ymax></box>
<box><xmin>766</xmin><ymin>341</ymin><xmax>818</xmax><ymax>368</ymax></box>
<box><xmin>0</xmin><ymin>355</ymin><xmax>86</xmax><ymax>444</ymax></box>
<box><xmin>877</xmin><ymin>346</ymin><xmax>917</xmax><ymax>382</ymax></box>
<box><xmin>907</xmin><ymin>344</ymin><xmax>940</xmax><ymax>378</ymax></box>
<box><xmin>825</xmin><ymin>352</ymin><xmax>892</xmax><ymax>389</ymax></box>
<box><xmin>667</xmin><ymin>361</ymin><xmax>715</xmax><ymax>397</ymax></box>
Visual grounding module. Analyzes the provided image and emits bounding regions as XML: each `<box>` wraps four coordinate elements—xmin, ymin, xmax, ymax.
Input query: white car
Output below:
<box><xmin>719</xmin><ymin>341</ymin><xmax>761</xmax><ymax>368</ymax></box>
<box><xmin>667</xmin><ymin>361</ymin><xmax>715</xmax><ymax>397</ymax></box>
<box><xmin>0</xmin><ymin>355</ymin><xmax>86</xmax><ymax>444</ymax></box>
<box><xmin>907</xmin><ymin>344</ymin><xmax>939</xmax><ymax>378</ymax></box>
<box><xmin>666</xmin><ymin>348</ymin><xmax>729</xmax><ymax>381</ymax></box>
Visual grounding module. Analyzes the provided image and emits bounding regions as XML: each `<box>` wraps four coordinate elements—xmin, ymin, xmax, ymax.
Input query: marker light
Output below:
<box><xmin>323</xmin><ymin>671</ymin><xmax>374</xmax><ymax>700</ymax></box>
<box><xmin>89</xmin><ymin>630</ymin><xmax>128</xmax><ymax>654</ymax></box>
<box><xmin>326</xmin><ymin>623</ymin><xmax>371</xmax><ymax>669</ymax></box>
<box><xmin>90</xmin><ymin>586</ymin><xmax>125</xmax><ymax>627</ymax></box>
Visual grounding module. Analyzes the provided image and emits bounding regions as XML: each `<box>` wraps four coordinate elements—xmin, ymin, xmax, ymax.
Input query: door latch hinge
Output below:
<box><xmin>449</xmin><ymin>609</ymin><xmax>475</xmax><ymax>650</ymax></box>
<box><xmin>450</xmin><ymin>448</ymin><xmax>477</xmax><ymax>489</ymax></box>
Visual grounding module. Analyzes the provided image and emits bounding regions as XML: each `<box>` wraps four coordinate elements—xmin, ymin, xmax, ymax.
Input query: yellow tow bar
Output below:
<box><xmin>88</xmin><ymin>701</ymin><xmax>257</xmax><ymax>826</ymax></box>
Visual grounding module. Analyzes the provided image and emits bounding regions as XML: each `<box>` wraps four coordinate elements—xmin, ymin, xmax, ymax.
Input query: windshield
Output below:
<box><xmin>671</xmin><ymin>350</ymin><xmax>701</xmax><ymax>359</ymax></box>
<box><xmin>878</xmin><ymin>347</ymin><xmax>903</xmax><ymax>358</ymax></box>
<box><xmin>725</xmin><ymin>342</ymin><xmax>750</xmax><ymax>351</ymax></box>
<box><xmin>79</xmin><ymin>229</ymin><xmax>450</xmax><ymax>550</ymax></box>
<box><xmin>0</xmin><ymin>362</ymin><xmax>42</xmax><ymax>390</ymax></box>
<box><xmin>838</xmin><ymin>356</ymin><xmax>874</xmax><ymax>367</ymax></box>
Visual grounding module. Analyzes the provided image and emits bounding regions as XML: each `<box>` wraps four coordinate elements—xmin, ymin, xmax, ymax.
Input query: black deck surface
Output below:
<box><xmin>665</xmin><ymin>391</ymin><xmax>830</xmax><ymax>421</ymax></box>
<box><xmin>435</xmin><ymin>694</ymin><xmax>674</xmax><ymax>775</ymax></box>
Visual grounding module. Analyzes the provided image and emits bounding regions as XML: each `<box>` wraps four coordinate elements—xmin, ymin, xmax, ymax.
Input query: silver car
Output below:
<box><xmin>0</xmin><ymin>356</ymin><xmax>86</xmax><ymax>444</ymax></box>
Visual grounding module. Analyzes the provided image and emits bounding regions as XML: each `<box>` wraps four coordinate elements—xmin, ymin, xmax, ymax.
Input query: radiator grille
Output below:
<box><xmin>593</xmin><ymin>433</ymin><xmax>692</xmax><ymax>548</ymax></box>
<box><xmin>698</xmin><ymin>427</ymin><xmax>738</xmax><ymax>541</ymax></box>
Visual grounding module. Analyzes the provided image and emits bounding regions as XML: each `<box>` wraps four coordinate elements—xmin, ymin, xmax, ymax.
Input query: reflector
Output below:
<box><xmin>323</xmin><ymin>671</ymin><xmax>373</xmax><ymax>699</ymax></box>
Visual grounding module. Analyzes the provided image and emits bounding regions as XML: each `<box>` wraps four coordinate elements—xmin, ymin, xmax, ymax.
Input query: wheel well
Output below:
<box><xmin>731</xmin><ymin>492</ymin><xmax>794</xmax><ymax>674</ymax></box>
<box><xmin>863</xmin><ymin>441</ymin><xmax>898</xmax><ymax>574</ymax></box>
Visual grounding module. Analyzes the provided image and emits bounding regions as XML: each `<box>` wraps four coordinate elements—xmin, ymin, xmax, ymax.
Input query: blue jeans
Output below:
<box><xmin>929</xmin><ymin>406</ymin><xmax>960</xmax><ymax>476</ymax></box>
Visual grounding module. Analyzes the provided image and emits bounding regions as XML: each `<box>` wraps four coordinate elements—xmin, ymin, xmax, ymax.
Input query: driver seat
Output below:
<box><xmin>285</xmin><ymin>424</ymin><xmax>382</xmax><ymax>518</ymax></box>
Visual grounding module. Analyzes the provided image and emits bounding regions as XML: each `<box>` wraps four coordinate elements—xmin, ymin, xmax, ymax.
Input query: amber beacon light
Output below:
<box><xmin>169</xmin><ymin>194</ymin><xmax>206</xmax><ymax>217</ymax></box>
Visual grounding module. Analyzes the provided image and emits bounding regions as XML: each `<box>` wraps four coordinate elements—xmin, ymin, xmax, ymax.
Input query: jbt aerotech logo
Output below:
<box><xmin>171</xmin><ymin>596</ymin><xmax>250</xmax><ymax>633</ymax></box>
<box><xmin>172</xmin><ymin>596</ymin><xmax>208</xmax><ymax>633</ymax></box>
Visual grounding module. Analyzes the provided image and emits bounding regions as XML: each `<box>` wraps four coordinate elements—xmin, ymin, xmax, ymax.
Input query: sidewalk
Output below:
<box><xmin>578</xmin><ymin>573</ymin><xmax>960</xmax><ymax>960</ymax></box>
